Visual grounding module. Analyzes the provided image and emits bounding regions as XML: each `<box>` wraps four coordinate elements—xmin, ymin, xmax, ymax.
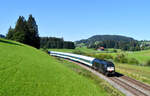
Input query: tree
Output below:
<box><xmin>135</xmin><ymin>45</ymin><xmax>141</xmax><ymax>51</ymax></box>
<box><xmin>6</xmin><ymin>26</ymin><xmax>14</xmax><ymax>39</ymax></box>
<box><xmin>40</xmin><ymin>37</ymin><xmax>75</xmax><ymax>49</ymax></box>
<box><xmin>27</xmin><ymin>14</ymin><xmax>40</xmax><ymax>49</ymax></box>
<box><xmin>63</xmin><ymin>41</ymin><xmax>75</xmax><ymax>49</ymax></box>
<box><xmin>13</xmin><ymin>16</ymin><xmax>29</xmax><ymax>44</ymax></box>
<box><xmin>6</xmin><ymin>15</ymin><xmax>40</xmax><ymax>49</ymax></box>
<box><xmin>114</xmin><ymin>42</ymin><xmax>119</xmax><ymax>49</ymax></box>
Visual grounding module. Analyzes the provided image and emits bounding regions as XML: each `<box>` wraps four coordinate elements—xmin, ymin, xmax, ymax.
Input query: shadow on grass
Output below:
<box><xmin>0</xmin><ymin>39</ymin><xmax>22</xmax><ymax>46</ymax></box>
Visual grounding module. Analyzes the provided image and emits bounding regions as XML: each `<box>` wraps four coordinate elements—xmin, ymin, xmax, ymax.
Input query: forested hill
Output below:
<box><xmin>75</xmin><ymin>35</ymin><xmax>135</xmax><ymax>45</ymax></box>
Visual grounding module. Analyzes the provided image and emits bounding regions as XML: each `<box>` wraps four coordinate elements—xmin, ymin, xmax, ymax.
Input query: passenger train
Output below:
<box><xmin>49</xmin><ymin>51</ymin><xmax>115</xmax><ymax>76</ymax></box>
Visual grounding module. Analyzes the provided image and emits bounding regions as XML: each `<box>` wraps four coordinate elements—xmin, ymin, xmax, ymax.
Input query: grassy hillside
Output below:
<box><xmin>0</xmin><ymin>38</ymin><xmax>108</xmax><ymax>96</ymax></box>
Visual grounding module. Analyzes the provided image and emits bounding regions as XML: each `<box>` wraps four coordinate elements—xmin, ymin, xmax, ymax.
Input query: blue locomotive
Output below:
<box><xmin>49</xmin><ymin>51</ymin><xmax>115</xmax><ymax>76</ymax></box>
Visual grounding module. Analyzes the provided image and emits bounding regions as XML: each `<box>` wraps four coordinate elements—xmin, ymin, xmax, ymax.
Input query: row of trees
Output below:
<box><xmin>6</xmin><ymin>15</ymin><xmax>75</xmax><ymax>49</ymax></box>
<box><xmin>6</xmin><ymin>15</ymin><xmax>40</xmax><ymax>48</ymax></box>
<box><xmin>88</xmin><ymin>40</ymin><xmax>141</xmax><ymax>51</ymax></box>
<box><xmin>40</xmin><ymin>37</ymin><xmax>75</xmax><ymax>49</ymax></box>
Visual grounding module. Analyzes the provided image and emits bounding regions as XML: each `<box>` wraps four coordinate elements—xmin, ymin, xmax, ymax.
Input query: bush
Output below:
<box><xmin>114</xmin><ymin>57</ymin><xmax>128</xmax><ymax>63</ymax></box>
<box><xmin>41</xmin><ymin>48</ymin><xmax>49</xmax><ymax>54</ymax></box>
<box><xmin>128</xmin><ymin>58</ymin><xmax>139</xmax><ymax>65</ymax></box>
<box><xmin>114</xmin><ymin>53</ymin><xmax>128</xmax><ymax>63</ymax></box>
<box><xmin>104</xmin><ymin>49</ymin><xmax>108</xmax><ymax>51</ymax></box>
<box><xmin>93</xmin><ymin>54</ymin><xmax>113</xmax><ymax>60</ymax></box>
<box><xmin>114</xmin><ymin>54</ymin><xmax>140</xmax><ymax>65</ymax></box>
<box><xmin>113</xmin><ymin>49</ymin><xmax>117</xmax><ymax>53</ymax></box>
<box><xmin>72</xmin><ymin>50</ymin><xmax>86</xmax><ymax>55</ymax></box>
<box><xmin>145</xmin><ymin>60</ymin><xmax>150</xmax><ymax>66</ymax></box>
<box><xmin>114</xmin><ymin>57</ymin><xmax>119</xmax><ymax>62</ymax></box>
<box><xmin>120</xmin><ymin>57</ymin><xmax>128</xmax><ymax>63</ymax></box>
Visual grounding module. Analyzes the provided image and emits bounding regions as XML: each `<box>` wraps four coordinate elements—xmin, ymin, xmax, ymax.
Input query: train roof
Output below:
<box><xmin>93</xmin><ymin>59</ymin><xmax>114</xmax><ymax>66</ymax></box>
<box><xmin>50</xmin><ymin>51</ymin><xmax>95</xmax><ymax>61</ymax></box>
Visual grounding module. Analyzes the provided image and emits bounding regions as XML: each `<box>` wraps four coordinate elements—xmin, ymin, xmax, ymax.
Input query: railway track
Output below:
<box><xmin>65</xmin><ymin>59</ymin><xmax>150</xmax><ymax>96</ymax></box>
<box><xmin>109</xmin><ymin>77</ymin><xmax>149</xmax><ymax>96</ymax></box>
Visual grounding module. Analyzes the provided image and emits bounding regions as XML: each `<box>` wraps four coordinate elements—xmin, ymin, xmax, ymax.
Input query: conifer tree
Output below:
<box><xmin>27</xmin><ymin>14</ymin><xmax>40</xmax><ymax>48</ymax></box>
<box><xmin>6</xmin><ymin>26</ymin><xmax>14</xmax><ymax>39</ymax></box>
<box><xmin>6</xmin><ymin>15</ymin><xmax>40</xmax><ymax>48</ymax></box>
<box><xmin>13</xmin><ymin>16</ymin><xmax>29</xmax><ymax>44</ymax></box>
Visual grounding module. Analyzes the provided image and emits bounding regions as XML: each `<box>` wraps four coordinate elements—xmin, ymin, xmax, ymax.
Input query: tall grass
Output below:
<box><xmin>116</xmin><ymin>63</ymin><xmax>150</xmax><ymax>85</ymax></box>
<box><xmin>145</xmin><ymin>60</ymin><xmax>150</xmax><ymax>66</ymax></box>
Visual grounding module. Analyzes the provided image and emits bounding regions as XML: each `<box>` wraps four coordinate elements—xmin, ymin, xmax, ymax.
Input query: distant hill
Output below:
<box><xmin>75</xmin><ymin>35</ymin><xmax>135</xmax><ymax>45</ymax></box>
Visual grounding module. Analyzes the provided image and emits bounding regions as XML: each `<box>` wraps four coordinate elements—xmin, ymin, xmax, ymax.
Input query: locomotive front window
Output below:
<box><xmin>107</xmin><ymin>62</ymin><xmax>114</xmax><ymax>67</ymax></box>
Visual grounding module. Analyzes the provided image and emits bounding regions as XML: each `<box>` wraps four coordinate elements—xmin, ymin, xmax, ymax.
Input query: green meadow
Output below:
<box><xmin>49</xmin><ymin>47</ymin><xmax>150</xmax><ymax>64</ymax></box>
<box><xmin>127</xmin><ymin>50</ymin><xmax>150</xmax><ymax>64</ymax></box>
<box><xmin>49</xmin><ymin>47</ymin><xmax>150</xmax><ymax>84</ymax></box>
<box><xmin>116</xmin><ymin>63</ymin><xmax>150</xmax><ymax>84</ymax></box>
<box><xmin>0</xmin><ymin>38</ymin><xmax>109</xmax><ymax>96</ymax></box>
<box><xmin>106</xmin><ymin>50</ymin><xmax>150</xmax><ymax>64</ymax></box>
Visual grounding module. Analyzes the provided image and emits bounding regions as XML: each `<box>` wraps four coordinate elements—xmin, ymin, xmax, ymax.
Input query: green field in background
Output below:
<box><xmin>116</xmin><ymin>63</ymin><xmax>150</xmax><ymax>84</ymax></box>
<box><xmin>49</xmin><ymin>47</ymin><xmax>150</xmax><ymax>64</ymax></box>
<box><xmin>49</xmin><ymin>47</ymin><xmax>150</xmax><ymax>84</ymax></box>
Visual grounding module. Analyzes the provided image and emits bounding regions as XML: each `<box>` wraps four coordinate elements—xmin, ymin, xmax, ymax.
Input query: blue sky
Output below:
<box><xmin>0</xmin><ymin>0</ymin><xmax>150</xmax><ymax>41</ymax></box>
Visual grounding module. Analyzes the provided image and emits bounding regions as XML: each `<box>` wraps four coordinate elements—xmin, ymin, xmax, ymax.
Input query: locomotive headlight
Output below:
<box><xmin>107</xmin><ymin>67</ymin><xmax>114</xmax><ymax>71</ymax></box>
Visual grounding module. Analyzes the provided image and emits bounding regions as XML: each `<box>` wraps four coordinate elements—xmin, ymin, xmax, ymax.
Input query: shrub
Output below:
<box><xmin>128</xmin><ymin>58</ymin><xmax>139</xmax><ymax>65</ymax></box>
<box><xmin>120</xmin><ymin>57</ymin><xmax>128</xmax><ymax>63</ymax></box>
<box><xmin>114</xmin><ymin>54</ymin><xmax>140</xmax><ymax>65</ymax></box>
<box><xmin>114</xmin><ymin>56</ymin><xmax>128</xmax><ymax>63</ymax></box>
<box><xmin>72</xmin><ymin>50</ymin><xmax>86</xmax><ymax>55</ymax></box>
<box><xmin>114</xmin><ymin>53</ymin><xmax>128</xmax><ymax>63</ymax></box>
<box><xmin>85</xmin><ymin>53</ymin><xmax>94</xmax><ymax>57</ymax></box>
<box><xmin>145</xmin><ymin>60</ymin><xmax>150</xmax><ymax>66</ymax></box>
<box><xmin>104</xmin><ymin>49</ymin><xmax>108</xmax><ymax>51</ymax></box>
<box><xmin>41</xmin><ymin>48</ymin><xmax>49</xmax><ymax>54</ymax></box>
<box><xmin>93</xmin><ymin>54</ymin><xmax>113</xmax><ymax>60</ymax></box>
<box><xmin>114</xmin><ymin>56</ymin><xmax>119</xmax><ymax>62</ymax></box>
<box><xmin>113</xmin><ymin>49</ymin><xmax>117</xmax><ymax>53</ymax></box>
